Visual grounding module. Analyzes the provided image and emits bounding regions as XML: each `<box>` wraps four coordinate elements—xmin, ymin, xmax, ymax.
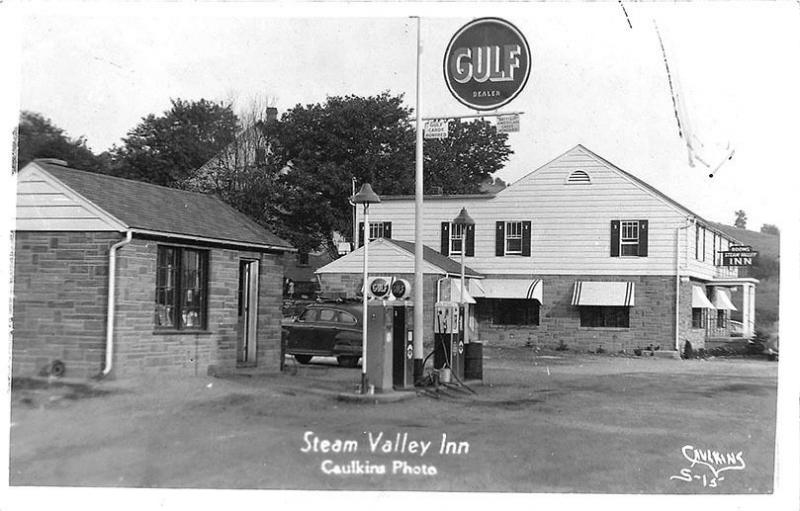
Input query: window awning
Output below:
<box><xmin>692</xmin><ymin>286</ymin><xmax>716</xmax><ymax>309</ymax></box>
<box><xmin>471</xmin><ymin>278</ymin><xmax>542</xmax><ymax>302</ymax></box>
<box><xmin>571</xmin><ymin>281</ymin><xmax>635</xmax><ymax>306</ymax></box>
<box><xmin>448</xmin><ymin>279</ymin><xmax>476</xmax><ymax>305</ymax></box>
<box><xmin>712</xmin><ymin>289</ymin><xmax>737</xmax><ymax>311</ymax></box>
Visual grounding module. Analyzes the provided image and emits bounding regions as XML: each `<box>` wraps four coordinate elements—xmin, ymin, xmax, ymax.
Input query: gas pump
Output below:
<box><xmin>365</xmin><ymin>277</ymin><xmax>414</xmax><ymax>392</ymax></box>
<box><xmin>433</xmin><ymin>302</ymin><xmax>465</xmax><ymax>381</ymax></box>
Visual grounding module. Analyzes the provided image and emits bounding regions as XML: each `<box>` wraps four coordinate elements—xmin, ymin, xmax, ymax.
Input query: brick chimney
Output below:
<box><xmin>266</xmin><ymin>107</ymin><xmax>278</xmax><ymax>123</ymax></box>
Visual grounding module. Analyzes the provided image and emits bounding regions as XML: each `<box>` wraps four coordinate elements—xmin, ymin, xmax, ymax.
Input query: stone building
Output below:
<box><xmin>12</xmin><ymin>159</ymin><xmax>293</xmax><ymax>378</ymax></box>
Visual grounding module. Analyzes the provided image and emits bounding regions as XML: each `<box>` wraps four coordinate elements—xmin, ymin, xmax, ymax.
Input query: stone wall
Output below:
<box><xmin>476</xmin><ymin>274</ymin><xmax>679</xmax><ymax>353</ymax></box>
<box><xmin>12</xmin><ymin>231</ymin><xmax>285</xmax><ymax>379</ymax></box>
<box><xmin>12</xmin><ymin>231</ymin><xmax>121</xmax><ymax>378</ymax></box>
<box><xmin>113</xmin><ymin>237</ymin><xmax>284</xmax><ymax>378</ymax></box>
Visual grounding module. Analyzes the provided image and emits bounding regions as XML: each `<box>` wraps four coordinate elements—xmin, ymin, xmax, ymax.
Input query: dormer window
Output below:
<box><xmin>566</xmin><ymin>170</ymin><xmax>591</xmax><ymax>184</ymax></box>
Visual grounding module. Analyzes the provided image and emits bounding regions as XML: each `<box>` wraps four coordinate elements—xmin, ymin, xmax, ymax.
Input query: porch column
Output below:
<box><xmin>746</xmin><ymin>283</ymin><xmax>756</xmax><ymax>336</ymax></box>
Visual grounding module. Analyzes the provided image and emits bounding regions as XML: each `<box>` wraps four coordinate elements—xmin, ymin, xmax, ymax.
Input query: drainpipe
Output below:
<box><xmin>674</xmin><ymin>218</ymin><xmax>693</xmax><ymax>351</ymax></box>
<box><xmin>102</xmin><ymin>230</ymin><xmax>133</xmax><ymax>377</ymax></box>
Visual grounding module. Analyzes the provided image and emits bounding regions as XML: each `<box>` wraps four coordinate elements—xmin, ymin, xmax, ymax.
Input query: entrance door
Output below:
<box><xmin>237</xmin><ymin>260</ymin><xmax>260</xmax><ymax>365</ymax></box>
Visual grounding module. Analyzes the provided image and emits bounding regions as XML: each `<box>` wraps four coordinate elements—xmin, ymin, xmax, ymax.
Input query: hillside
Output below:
<box><xmin>711</xmin><ymin>222</ymin><xmax>780</xmax><ymax>331</ymax></box>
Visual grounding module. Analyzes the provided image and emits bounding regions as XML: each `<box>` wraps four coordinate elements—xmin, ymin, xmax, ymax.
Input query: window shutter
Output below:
<box><xmin>383</xmin><ymin>222</ymin><xmax>392</xmax><ymax>239</ymax></box>
<box><xmin>522</xmin><ymin>221</ymin><xmax>532</xmax><ymax>257</ymax></box>
<box><xmin>638</xmin><ymin>220</ymin><xmax>649</xmax><ymax>257</ymax></box>
<box><xmin>358</xmin><ymin>222</ymin><xmax>364</xmax><ymax>248</ymax></box>
<box><xmin>465</xmin><ymin>224</ymin><xmax>475</xmax><ymax>257</ymax></box>
<box><xmin>610</xmin><ymin>220</ymin><xmax>620</xmax><ymax>257</ymax></box>
<box><xmin>496</xmin><ymin>221</ymin><xmax>505</xmax><ymax>256</ymax></box>
<box><xmin>440</xmin><ymin>222</ymin><xmax>450</xmax><ymax>256</ymax></box>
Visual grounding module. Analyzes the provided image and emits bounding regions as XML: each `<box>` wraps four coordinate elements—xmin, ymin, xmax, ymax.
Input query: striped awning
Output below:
<box><xmin>571</xmin><ymin>281</ymin><xmax>635</xmax><ymax>306</ymax></box>
<box><xmin>712</xmin><ymin>288</ymin><xmax>737</xmax><ymax>311</ymax></box>
<box><xmin>471</xmin><ymin>278</ymin><xmax>542</xmax><ymax>302</ymax></box>
<box><xmin>692</xmin><ymin>286</ymin><xmax>716</xmax><ymax>309</ymax></box>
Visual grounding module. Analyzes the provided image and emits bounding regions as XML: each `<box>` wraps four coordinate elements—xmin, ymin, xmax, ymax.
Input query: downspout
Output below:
<box><xmin>674</xmin><ymin>218</ymin><xmax>693</xmax><ymax>351</ymax></box>
<box><xmin>102</xmin><ymin>230</ymin><xmax>133</xmax><ymax>377</ymax></box>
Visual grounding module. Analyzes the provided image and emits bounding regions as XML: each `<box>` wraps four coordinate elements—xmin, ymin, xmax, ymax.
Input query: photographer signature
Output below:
<box><xmin>670</xmin><ymin>445</ymin><xmax>746</xmax><ymax>488</ymax></box>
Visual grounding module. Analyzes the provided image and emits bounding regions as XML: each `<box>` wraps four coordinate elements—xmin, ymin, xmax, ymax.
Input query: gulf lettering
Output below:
<box><xmin>450</xmin><ymin>45</ymin><xmax>522</xmax><ymax>84</ymax></box>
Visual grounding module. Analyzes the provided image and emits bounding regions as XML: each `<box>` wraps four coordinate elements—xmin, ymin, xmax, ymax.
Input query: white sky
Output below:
<box><xmin>5</xmin><ymin>2</ymin><xmax>799</xmax><ymax>230</ymax></box>
<box><xmin>1</xmin><ymin>3</ymin><xmax>800</xmax><ymax>510</ymax></box>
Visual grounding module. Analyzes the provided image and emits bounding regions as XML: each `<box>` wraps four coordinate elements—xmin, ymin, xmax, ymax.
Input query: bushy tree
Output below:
<box><xmin>760</xmin><ymin>224</ymin><xmax>780</xmax><ymax>236</ymax></box>
<box><xmin>16</xmin><ymin>111</ymin><xmax>108</xmax><ymax>172</ymax></box>
<box><xmin>272</xmin><ymin>92</ymin><xmax>512</xmax><ymax>252</ymax></box>
<box><xmin>112</xmin><ymin>98</ymin><xmax>238</xmax><ymax>186</ymax></box>
<box><xmin>734</xmin><ymin>209</ymin><xmax>747</xmax><ymax>229</ymax></box>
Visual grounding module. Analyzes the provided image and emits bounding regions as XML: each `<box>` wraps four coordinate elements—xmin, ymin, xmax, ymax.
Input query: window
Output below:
<box><xmin>620</xmin><ymin>221</ymin><xmax>640</xmax><ymax>256</ymax></box>
<box><xmin>717</xmin><ymin>310</ymin><xmax>727</xmax><ymax>329</ymax></box>
<box><xmin>495</xmin><ymin>221</ymin><xmax>531</xmax><ymax>257</ymax></box>
<box><xmin>155</xmin><ymin>246</ymin><xmax>208</xmax><ymax>330</ymax></box>
<box><xmin>692</xmin><ymin>308</ymin><xmax>704</xmax><ymax>329</ymax></box>
<box><xmin>579</xmin><ymin>306</ymin><xmax>630</xmax><ymax>328</ymax></box>
<box><xmin>478</xmin><ymin>299</ymin><xmax>540</xmax><ymax>326</ymax></box>
<box><xmin>358</xmin><ymin>221</ymin><xmax>391</xmax><ymax>246</ymax></box>
<box><xmin>505</xmin><ymin>221</ymin><xmax>524</xmax><ymax>255</ymax></box>
<box><xmin>298</xmin><ymin>308</ymin><xmax>316</xmax><ymax>322</ymax></box>
<box><xmin>297</xmin><ymin>251</ymin><xmax>309</xmax><ymax>266</ymax></box>
<box><xmin>338</xmin><ymin>311</ymin><xmax>357</xmax><ymax>324</ymax></box>
<box><xmin>610</xmin><ymin>220</ymin><xmax>648</xmax><ymax>257</ymax></box>
<box><xmin>450</xmin><ymin>223</ymin><xmax>465</xmax><ymax>255</ymax></box>
<box><xmin>319</xmin><ymin>309</ymin><xmax>337</xmax><ymax>322</ymax></box>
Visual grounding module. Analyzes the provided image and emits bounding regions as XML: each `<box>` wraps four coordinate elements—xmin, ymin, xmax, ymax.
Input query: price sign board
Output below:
<box><xmin>424</xmin><ymin>119</ymin><xmax>449</xmax><ymax>139</ymax></box>
<box><xmin>497</xmin><ymin>114</ymin><xmax>520</xmax><ymax>133</ymax></box>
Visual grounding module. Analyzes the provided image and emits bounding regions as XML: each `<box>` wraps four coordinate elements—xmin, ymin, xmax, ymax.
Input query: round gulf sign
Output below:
<box><xmin>443</xmin><ymin>18</ymin><xmax>531</xmax><ymax>111</ymax></box>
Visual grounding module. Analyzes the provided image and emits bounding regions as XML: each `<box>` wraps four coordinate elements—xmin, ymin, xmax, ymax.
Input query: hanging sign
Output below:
<box><xmin>443</xmin><ymin>17</ymin><xmax>532</xmax><ymax>111</ymax></box>
<box><xmin>720</xmin><ymin>245</ymin><xmax>758</xmax><ymax>266</ymax></box>
<box><xmin>424</xmin><ymin>119</ymin><xmax>449</xmax><ymax>139</ymax></box>
<box><xmin>496</xmin><ymin>114</ymin><xmax>520</xmax><ymax>133</ymax></box>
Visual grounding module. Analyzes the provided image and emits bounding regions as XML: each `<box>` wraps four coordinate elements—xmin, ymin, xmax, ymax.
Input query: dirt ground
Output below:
<box><xmin>8</xmin><ymin>346</ymin><xmax>778</xmax><ymax>493</ymax></box>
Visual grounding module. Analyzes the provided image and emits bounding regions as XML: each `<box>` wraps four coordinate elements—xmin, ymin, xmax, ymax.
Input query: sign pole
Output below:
<box><xmin>413</xmin><ymin>16</ymin><xmax>425</xmax><ymax>381</ymax></box>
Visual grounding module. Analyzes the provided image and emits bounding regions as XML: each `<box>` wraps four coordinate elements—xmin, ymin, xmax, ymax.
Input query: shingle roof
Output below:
<box><xmin>385</xmin><ymin>239</ymin><xmax>482</xmax><ymax>277</ymax></box>
<box><xmin>35</xmin><ymin>161</ymin><xmax>293</xmax><ymax>250</ymax></box>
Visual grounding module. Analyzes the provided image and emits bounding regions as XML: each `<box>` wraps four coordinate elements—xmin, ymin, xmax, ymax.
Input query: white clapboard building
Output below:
<box><xmin>316</xmin><ymin>145</ymin><xmax>756</xmax><ymax>355</ymax></box>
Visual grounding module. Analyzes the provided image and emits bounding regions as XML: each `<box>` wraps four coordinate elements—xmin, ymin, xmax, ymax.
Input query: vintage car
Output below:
<box><xmin>282</xmin><ymin>302</ymin><xmax>362</xmax><ymax>367</ymax></box>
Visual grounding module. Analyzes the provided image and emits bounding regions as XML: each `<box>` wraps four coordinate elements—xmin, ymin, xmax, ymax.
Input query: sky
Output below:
<box><xmin>4</xmin><ymin>2</ymin><xmax>800</xmax><ymax>231</ymax></box>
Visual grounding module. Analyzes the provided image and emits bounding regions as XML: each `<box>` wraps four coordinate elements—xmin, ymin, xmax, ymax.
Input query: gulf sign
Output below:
<box><xmin>444</xmin><ymin>18</ymin><xmax>531</xmax><ymax>111</ymax></box>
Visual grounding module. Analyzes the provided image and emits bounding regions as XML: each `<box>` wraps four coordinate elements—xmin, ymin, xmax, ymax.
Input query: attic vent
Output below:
<box><xmin>566</xmin><ymin>170</ymin><xmax>591</xmax><ymax>184</ymax></box>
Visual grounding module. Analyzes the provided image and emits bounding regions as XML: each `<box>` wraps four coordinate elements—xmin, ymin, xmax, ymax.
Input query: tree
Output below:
<box><xmin>16</xmin><ymin>111</ymin><xmax>108</xmax><ymax>172</ymax></box>
<box><xmin>112</xmin><ymin>98</ymin><xmax>238</xmax><ymax>186</ymax></box>
<box><xmin>734</xmin><ymin>210</ymin><xmax>747</xmax><ymax>229</ymax></box>
<box><xmin>423</xmin><ymin>119</ymin><xmax>512</xmax><ymax>194</ymax></box>
<box><xmin>760</xmin><ymin>224</ymin><xmax>780</xmax><ymax>236</ymax></box>
<box><xmin>272</xmin><ymin>92</ymin><xmax>512</xmax><ymax>252</ymax></box>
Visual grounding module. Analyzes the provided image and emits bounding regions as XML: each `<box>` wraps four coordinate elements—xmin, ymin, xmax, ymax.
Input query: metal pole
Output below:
<box><xmin>361</xmin><ymin>204</ymin><xmax>369</xmax><ymax>393</ymax></box>
<box><xmin>461</xmin><ymin>229</ymin><xmax>468</xmax><ymax>345</ymax></box>
<box><xmin>412</xmin><ymin>16</ymin><xmax>425</xmax><ymax>380</ymax></box>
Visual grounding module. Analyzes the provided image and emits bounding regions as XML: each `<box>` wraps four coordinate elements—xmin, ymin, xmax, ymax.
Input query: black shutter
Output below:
<box><xmin>522</xmin><ymin>221</ymin><xmax>532</xmax><ymax>257</ymax></box>
<box><xmin>638</xmin><ymin>220</ymin><xmax>648</xmax><ymax>257</ymax></box>
<box><xmin>440</xmin><ymin>222</ymin><xmax>450</xmax><ymax>256</ymax></box>
<box><xmin>383</xmin><ymin>222</ymin><xmax>392</xmax><ymax>239</ymax></box>
<box><xmin>465</xmin><ymin>224</ymin><xmax>475</xmax><ymax>257</ymax></box>
<box><xmin>358</xmin><ymin>222</ymin><xmax>364</xmax><ymax>248</ymax></box>
<box><xmin>496</xmin><ymin>221</ymin><xmax>505</xmax><ymax>256</ymax></box>
<box><xmin>610</xmin><ymin>220</ymin><xmax>620</xmax><ymax>257</ymax></box>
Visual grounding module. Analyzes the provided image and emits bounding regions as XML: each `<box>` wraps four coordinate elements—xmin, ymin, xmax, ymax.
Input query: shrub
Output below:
<box><xmin>683</xmin><ymin>340</ymin><xmax>693</xmax><ymax>359</ymax></box>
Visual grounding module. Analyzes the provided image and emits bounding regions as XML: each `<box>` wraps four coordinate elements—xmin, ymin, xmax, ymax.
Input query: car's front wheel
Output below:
<box><xmin>337</xmin><ymin>356</ymin><xmax>359</xmax><ymax>368</ymax></box>
<box><xmin>294</xmin><ymin>354</ymin><xmax>313</xmax><ymax>364</ymax></box>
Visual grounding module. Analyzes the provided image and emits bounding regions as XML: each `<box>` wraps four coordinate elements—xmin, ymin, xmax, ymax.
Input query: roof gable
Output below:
<box><xmin>24</xmin><ymin>161</ymin><xmax>292</xmax><ymax>250</ymax></box>
<box><xmin>315</xmin><ymin>238</ymin><xmax>481</xmax><ymax>277</ymax></box>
